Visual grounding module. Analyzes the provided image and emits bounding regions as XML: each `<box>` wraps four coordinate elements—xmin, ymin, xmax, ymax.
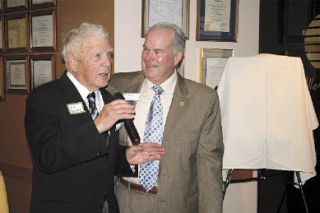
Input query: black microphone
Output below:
<box><xmin>113</xmin><ymin>92</ymin><xmax>141</xmax><ymax>145</ymax></box>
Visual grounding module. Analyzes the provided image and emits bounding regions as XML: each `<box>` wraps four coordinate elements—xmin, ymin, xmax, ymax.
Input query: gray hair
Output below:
<box><xmin>146</xmin><ymin>22</ymin><xmax>186</xmax><ymax>55</ymax></box>
<box><xmin>61</xmin><ymin>22</ymin><xmax>109</xmax><ymax>67</ymax></box>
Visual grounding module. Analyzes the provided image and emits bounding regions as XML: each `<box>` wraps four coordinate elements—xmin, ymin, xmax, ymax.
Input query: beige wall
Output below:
<box><xmin>114</xmin><ymin>1</ymin><xmax>260</xmax><ymax>213</ymax></box>
<box><xmin>0</xmin><ymin>1</ymin><xmax>114</xmax><ymax>212</ymax></box>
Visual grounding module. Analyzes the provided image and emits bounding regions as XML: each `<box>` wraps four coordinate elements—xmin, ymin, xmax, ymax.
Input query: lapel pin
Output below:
<box><xmin>179</xmin><ymin>101</ymin><xmax>184</xmax><ymax>107</ymax></box>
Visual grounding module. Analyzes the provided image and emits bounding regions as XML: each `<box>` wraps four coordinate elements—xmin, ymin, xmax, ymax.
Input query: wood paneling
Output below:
<box><xmin>0</xmin><ymin>1</ymin><xmax>114</xmax><ymax>212</ymax></box>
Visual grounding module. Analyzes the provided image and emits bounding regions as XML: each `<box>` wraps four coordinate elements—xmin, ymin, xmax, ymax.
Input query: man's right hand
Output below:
<box><xmin>94</xmin><ymin>99</ymin><xmax>135</xmax><ymax>133</ymax></box>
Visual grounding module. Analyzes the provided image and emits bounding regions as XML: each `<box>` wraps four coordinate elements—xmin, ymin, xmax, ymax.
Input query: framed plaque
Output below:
<box><xmin>0</xmin><ymin>56</ymin><xmax>4</xmax><ymax>101</ymax></box>
<box><xmin>5</xmin><ymin>55</ymin><xmax>30</xmax><ymax>94</ymax></box>
<box><xmin>196</xmin><ymin>0</ymin><xmax>238</xmax><ymax>41</ymax></box>
<box><xmin>200</xmin><ymin>48</ymin><xmax>233</xmax><ymax>89</ymax></box>
<box><xmin>30</xmin><ymin>10</ymin><xmax>56</xmax><ymax>51</ymax></box>
<box><xmin>142</xmin><ymin>0</ymin><xmax>190</xmax><ymax>38</ymax></box>
<box><xmin>30</xmin><ymin>54</ymin><xmax>55</xmax><ymax>89</ymax></box>
<box><xmin>30</xmin><ymin>0</ymin><xmax>56</xmax><ymax>9</ymax></box>
<box><xmin>4</xmin><ymin>0</ymin><xmax>28</xmax><ymax>12</ymax></box>
<box><xmin>5</xmin><ymin>13</ymin><xmax>29</xmax><ymax>52</ymax></box>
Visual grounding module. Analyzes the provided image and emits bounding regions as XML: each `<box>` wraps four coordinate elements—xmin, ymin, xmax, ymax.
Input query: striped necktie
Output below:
<box><xmin>87</xmin><ymin>92</ymin><xmax>99</xmax><ymax>120</ymax></box>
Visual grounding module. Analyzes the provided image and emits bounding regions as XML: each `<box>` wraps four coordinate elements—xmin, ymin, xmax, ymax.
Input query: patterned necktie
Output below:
<box><xmin>87</xmin><ymin>92</ymin><xmax>99</xmax><ymax>120</ymax></box>
<box><xmin>139</xmin><ymin>85</ymin><xmax>164</xmax><ymax>192</ymax></box>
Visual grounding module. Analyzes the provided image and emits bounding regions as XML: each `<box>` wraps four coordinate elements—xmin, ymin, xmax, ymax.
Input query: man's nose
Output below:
<box><xmin>102</xmin><ymin>53</ymin><xmax>112</xmax><ymax>66</ymax></box>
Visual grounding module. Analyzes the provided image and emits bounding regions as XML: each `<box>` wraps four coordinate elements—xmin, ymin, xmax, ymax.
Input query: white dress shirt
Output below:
<box><xmin>67</xmin><ymin>71</ymin><xmax>104</xmax><ymax>113</ymax></box>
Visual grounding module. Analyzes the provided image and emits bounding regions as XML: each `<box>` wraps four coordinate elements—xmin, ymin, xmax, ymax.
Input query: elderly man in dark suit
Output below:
<box><xmin>25</xmin><ymin>22</ymin><xmax>165</xmax><ymax>213</ymax></box>
<box><xmin>108</xmin><ymin>23</ymin><xmax>224</xmax><ymax>213</ymax></box>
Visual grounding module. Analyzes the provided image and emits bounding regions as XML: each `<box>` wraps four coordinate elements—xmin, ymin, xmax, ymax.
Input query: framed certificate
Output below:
<box><xmin>5</xmin><ymin>13</ymin><xmax>29</xmax><ymax>52</ymax></box>
<box><xmin>30</xmin><ymin>54</ymin><xmax>55</xmax><ymax>89</ymax></box>
<box><xmin>0</xmin><ymin>56</ymin><xmax>4</xmax><ymax>101</ymax></box>
<box><xmin>5</xmin><ymin>55</ymin><xmax>30</xmax><ymax>94</ymax></box>
<box><xmin>4</xmin><ymin>0</ymin><xmax>28</xmax><ymax>12</ymax></box>
<box><xmin>30</xmin><ymin>0</ymin><xmax>56</xmax><ymax>9</ymax></box>
<box><xmin>200</xmin><ymin>48</ymin><xmax>233</xmax><ymax>90</ymax></box>
<box><xmin>30</xmin><ymin>10</ymin><xmax>56</xmax><ymax>51</ymax></box>
<box><xmin>142</xmin><ymin>0</ymin><xmax>190</xmax><ymax>38</ymax></box>
<box><xmin>196</xmin><ymin>0</ymin><xmax>238</xmax><ymax>41</ymax></box>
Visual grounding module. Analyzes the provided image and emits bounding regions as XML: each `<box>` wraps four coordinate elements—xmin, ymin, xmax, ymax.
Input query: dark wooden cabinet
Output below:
<box><xmin>259</xmin><ymin>1</ymin><xmax>320</xmax><ymax>213</ymax></box>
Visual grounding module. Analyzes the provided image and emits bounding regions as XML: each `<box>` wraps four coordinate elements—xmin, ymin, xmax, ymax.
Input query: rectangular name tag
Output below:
<box><xmin>67</xmin><ymin>102</ymin><xmax>86</xmax><ymax>115</ymax></box>
<box><xmin>123</xmin><ymin>93</ymin><xmax>140</xmax><ymax>101</ymax></box>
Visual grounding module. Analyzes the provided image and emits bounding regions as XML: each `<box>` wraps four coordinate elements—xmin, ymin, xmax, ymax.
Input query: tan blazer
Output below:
<box><xmin>108</xmin><ymin>71</ymin><xmax>224</xmax><ymax>213</ymax></box>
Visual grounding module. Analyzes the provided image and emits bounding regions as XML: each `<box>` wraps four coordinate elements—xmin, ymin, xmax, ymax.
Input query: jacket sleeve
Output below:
<box><xmin>197</xmin><ymin>91</ymin><xmax>224</xmax><ymax>213</ymax></box>
<box><xmin>25</xmin><ymin>90</ymin><xmax>109</xmax><ymax>174</ymax></box>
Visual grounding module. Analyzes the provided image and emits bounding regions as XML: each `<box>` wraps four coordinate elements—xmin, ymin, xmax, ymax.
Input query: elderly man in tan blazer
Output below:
<box><xmin>107</xmin><ymin>22</ymin><xmax>224</xmax><ymax>213</ymax></box>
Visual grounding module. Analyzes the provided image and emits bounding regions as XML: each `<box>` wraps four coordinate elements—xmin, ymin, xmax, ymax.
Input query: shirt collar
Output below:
<box><xmin>144</xmin><ymin>71</ymin><xmax>177</xmax><ymax>94</ymax></box>
<box><xmin>67</xmin><ymin>71</ymin><xmax>98</xmax><ymax>101</ymax></box>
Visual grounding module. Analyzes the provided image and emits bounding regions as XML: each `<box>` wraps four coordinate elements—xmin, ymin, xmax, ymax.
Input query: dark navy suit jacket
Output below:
<box><xmin>25</xmin><ymin>71</ymin><xmax>134</xmax><ymax>213</ymax></box>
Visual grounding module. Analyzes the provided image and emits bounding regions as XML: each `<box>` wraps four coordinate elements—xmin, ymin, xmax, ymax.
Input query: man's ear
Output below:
<box><xmin>67</xmin><ymin>54</ymin><xmax>78</xmax><ymax>71</ymax></box>
<box><xmin>174</xmin><ymin>51</ymin><xmax>184</xmax><ymax>67</ymax></box>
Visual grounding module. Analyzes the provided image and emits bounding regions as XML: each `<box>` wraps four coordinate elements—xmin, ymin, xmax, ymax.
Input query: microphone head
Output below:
<box><xmin>113</xmin><ymin>92</ymin><xmax>125</xmax><ymax>100</ymax></box>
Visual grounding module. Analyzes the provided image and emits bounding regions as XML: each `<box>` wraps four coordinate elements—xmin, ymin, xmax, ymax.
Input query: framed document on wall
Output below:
<box><xmin>200</xmin><ymin>48</ymin><xmax>233</xmax><ymax>89</ymax></box>
<box><xmin>30</xmin><ymin>10</ymin><xmax>56</xmax><ymax>51</ymax></box>
<box><xmin>30</xmin><ymin>0</ymin><xmax>56</xmax><ymax>9</ymax></box>
<box><xmin>4</xmin><ymin>0</ymin><xmax>28</xmax><ymax>12</ymax></box>
<box><xmin>142</xmin><ymin>0</ymin><xmax>190</xmax><ymax>38</ymax></box>
<box><xmin>5</xmin><ymin>55</ymin><xmax>30</xmax><ymax>94</ymax></box>
<box><xmin>196</xmin><ymin>0</ymin><xmax>238</xmax><ymax>41</ymax></box>
<box><xmin>5</xmin><ymin>13</ymin><xmax>29</xmax><ymax>52</ymax></box>
<box><xmin>30</xmin><ymin>54</ymin><xmax>55</xmax><ymax>89</ymax></box>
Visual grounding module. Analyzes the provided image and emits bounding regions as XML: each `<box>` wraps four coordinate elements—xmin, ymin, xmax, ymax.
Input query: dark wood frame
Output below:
<box><xmin>141</xmin><ymin>0</ymin><xmax>190</xmax><ymax>39</ymax></box>
<box><xmin>30</xmin><ymin>9</ymin><xmax>56</xmax><ymax>51</ymax></box>
<box><xmin>5</xmin><ymin>13</ymin><xmax>29</xmax><ymax>52</ymax></box>
<box><xmin>30</xmin><ymin>54</ymin><xmax>55</xmax><ymax>89</ymax></box>
<box><xmin>5</xmin><ymin>54</ymin><xmax>30</xmax><ymax>94</ymax></box>
<box><xmin>196</xmin><ymin>0</ymin><xmax>238</xmax><ymax>41</ymax></box>
<box><xmin>0</xmin><ymin>16</ymin><xmax>4</xmax><ymax>52</ymax></box>
<box><xmin>4</xmin><ymin>0</ymin><xmax>28</xmax><ymax>12</ymax></box>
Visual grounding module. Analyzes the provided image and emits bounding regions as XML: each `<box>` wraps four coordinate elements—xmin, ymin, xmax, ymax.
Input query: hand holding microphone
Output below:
<box><xmin>94</xmin><ymin>93</ymin><xmax>135</xmax><ymax>134</ymax></box>
<box><xmin>113</xmin><ymin>92</ymin><xmax>141</xmax><ymax>145</ymax></box>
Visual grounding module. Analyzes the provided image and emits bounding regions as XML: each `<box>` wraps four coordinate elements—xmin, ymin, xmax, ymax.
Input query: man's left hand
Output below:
<box><xmin>126</xmin><ymin>143</ymin><xmax>165</xmax><ymax>165</ymax></box>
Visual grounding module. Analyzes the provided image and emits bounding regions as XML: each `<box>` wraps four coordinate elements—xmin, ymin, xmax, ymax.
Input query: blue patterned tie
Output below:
<box><xmin>139</xmin><ymin>85</ymin><xmax>164</xmax><ymax>191</ymax></box>
<box><xmin>87</xmin><ymin>92</ymin><xmax>99</xmax><ymax>120</ymax></box>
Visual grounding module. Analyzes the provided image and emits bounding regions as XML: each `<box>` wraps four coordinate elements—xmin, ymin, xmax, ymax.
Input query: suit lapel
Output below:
<box><xmin>162</xmin><ymin>73</ymin><xmax>188</xmax><ymax>149</ymax></box>
<box><xmin>57</xmin><ymin>71</ymin><xmax>92</xmax><ymax>122</ymax></box>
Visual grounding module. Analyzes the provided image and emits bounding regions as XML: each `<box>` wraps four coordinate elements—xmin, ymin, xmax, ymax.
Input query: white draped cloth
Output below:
<box><xmin>218</xmin><ymin>54</ymin><xmax>318</xmax><ymax>182</ymax></box>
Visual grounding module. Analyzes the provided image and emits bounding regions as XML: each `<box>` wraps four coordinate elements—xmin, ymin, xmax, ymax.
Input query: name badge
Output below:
<box><xmin>67</xmin><ymin>102</ymin><xmax>86</xmax><ymax>115</ymax></box>
<box><xmin>123</xmin><ymin>93</ymin><xmax>140</xmax><ymax>101</ymax></box>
